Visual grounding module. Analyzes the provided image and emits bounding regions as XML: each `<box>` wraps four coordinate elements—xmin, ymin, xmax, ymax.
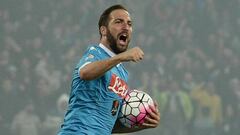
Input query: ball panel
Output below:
<box><xmin>137</xmin><ymin>113</ymin><xmax>146</xmax><ymax>124</ymax></box>
<box><xmin>128</xmin><ymin>102</ymin><xmax>140</xmax><ymax>108</ymax></box>
<box><xmin>128</xmin><ymin>96</ymin><xmax>140</xmax><ymax>102</ymax></box>
<box><xmin>131</xmin><ymin>107</ymin><xmax>140</xmax><ymax>116</ymax></box>
<box><xmin>139</xmin><ymin>103</ymin><xmax>147</xmax><ymax>114</ymax></box>
<box><xmin>136</xmin><ymin>92</ymin><xmax>144</xmax><ymax>99</ymax></box>
<box><xmin>125</xmin><ymin>105</ymin><xmax>131</xmax><ymax>115</ymax></box>
<box><xmin>128</xmin><ymin>114</ymin><xmax>137</xmax><ymax>123</ymax></box>
<box><xmin>129</xmin><ymin>91</ymin><xmax>137</xmax><ymax>97</ymax></box>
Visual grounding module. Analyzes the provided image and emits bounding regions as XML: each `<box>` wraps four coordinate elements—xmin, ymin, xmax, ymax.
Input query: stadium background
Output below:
<box><xmin>1</xmin><ymin>0</ymin><xmax>240</xmax><ymax>135</ymax></box>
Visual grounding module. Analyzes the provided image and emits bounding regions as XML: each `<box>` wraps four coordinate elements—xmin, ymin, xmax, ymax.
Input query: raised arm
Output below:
<box><xmin>80</xmin><ymin>47</ymin><xmax>144</xmax><ymax>80</ymax></box>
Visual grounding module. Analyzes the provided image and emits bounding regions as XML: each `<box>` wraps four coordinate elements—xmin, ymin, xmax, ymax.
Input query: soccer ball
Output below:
<box><xmin>118</xmin><ymin>89</ymin><xmax>154</xmax><ymax>128</ymax></box>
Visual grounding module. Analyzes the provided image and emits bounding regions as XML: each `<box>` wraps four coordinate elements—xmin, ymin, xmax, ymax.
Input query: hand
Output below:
<box><xmin>118</xmin><ymin>47</ymin><xmax>144</xmax><ymax>62</ymax></box>
<box><xmin>140</xmin><ymin>101</ymin><xmax>160</xmax><ymax>128</ymax></box>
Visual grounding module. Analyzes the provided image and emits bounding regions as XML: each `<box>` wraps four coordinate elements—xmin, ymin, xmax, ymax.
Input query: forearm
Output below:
<box><xmin>80</xmin><ymin>55</ymin><xmax>122</xmax><ymax>80</ymax></box>
<box><xmin>112</xmin><ymin>126</ymin><xmax>144</xmax><ymax>134</ymax></box>
<box><xmin>112</xmin><ymin>120</ymin><xmax>145</xmax><ymax>133</ymax></box>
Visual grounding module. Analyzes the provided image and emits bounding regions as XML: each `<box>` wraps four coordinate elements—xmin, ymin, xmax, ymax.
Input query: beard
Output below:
<box><xmin>106</xmin><ymin>29</ymin><xmax>128</xmax><ymax>54</ymax></box>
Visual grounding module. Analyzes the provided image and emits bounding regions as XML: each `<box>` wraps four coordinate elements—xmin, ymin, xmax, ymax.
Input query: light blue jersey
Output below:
<box><xmin>58</xmin><ymin>44</ymin><xmax>129</xmax><ymax>135</ymax></box>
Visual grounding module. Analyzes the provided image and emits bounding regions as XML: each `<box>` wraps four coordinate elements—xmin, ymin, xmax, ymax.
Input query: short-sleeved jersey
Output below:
<box><xmin>58</xmin><ymin>44</ymin><xmax>129</xmax><ymax>135</ymax></box>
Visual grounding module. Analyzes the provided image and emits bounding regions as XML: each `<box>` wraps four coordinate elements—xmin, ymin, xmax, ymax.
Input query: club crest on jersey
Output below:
<box><xmin>85</xmin><ymin>54</ymin><xmax>94</xmax><ymax>61</ymax></box>
<box><xmin>108</xmin><ymin>74</ymin><xmax>128</xmax><ymax>98</ymax></box>
<box><xmin>111</xmin><ymin>100</ymin><xmax>119</xmax><ymax>116</ymax></box>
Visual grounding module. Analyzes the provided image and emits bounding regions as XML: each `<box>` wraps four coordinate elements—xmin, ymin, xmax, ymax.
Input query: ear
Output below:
<box><xmin>100</xmin><ymin>26</ymin><xmax>107</xmax><ymax>37</ymax></box>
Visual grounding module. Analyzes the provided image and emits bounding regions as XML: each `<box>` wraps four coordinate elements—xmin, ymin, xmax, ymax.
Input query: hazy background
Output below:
<box><xmin>1</xmin><ymin>0</ymin><xmax>240</xmax><ymax>135</ymax></box>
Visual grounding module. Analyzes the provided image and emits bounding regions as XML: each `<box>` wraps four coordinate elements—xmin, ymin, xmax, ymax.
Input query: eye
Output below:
<box><xmin>128</xmin><ymin>22</ymin><xmax>132</xmax><ymax>27</ymax></box>
<box><xmin>115</xmin><ymin>19</ymin><xmax>123</xmax><ymax>24</ymax></box>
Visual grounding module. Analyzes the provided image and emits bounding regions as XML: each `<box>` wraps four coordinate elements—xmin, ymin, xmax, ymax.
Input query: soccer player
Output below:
<box><xmin>57</xmin><ymin>4</ymin><xmax>160</xmax><ymax>135</ymax></box>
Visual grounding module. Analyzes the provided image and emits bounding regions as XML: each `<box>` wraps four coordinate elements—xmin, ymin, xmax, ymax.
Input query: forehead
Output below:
<box><xmin>109</xmin><ymin>9</ymin><xmax>131</xmax><ymax>21</ymax></box>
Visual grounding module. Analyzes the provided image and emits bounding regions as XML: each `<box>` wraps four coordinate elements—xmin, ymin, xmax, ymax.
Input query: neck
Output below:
<box><xmin>100</xmin><ymin>38</ymin><xmax>112</xmax><ymax>52</ymax></box>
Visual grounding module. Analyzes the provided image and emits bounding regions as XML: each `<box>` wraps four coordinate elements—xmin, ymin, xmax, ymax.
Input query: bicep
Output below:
<box><xmin>78</xmin><ymin>61</ymin><xmax>91</xmax><ymax>76</ymax></box>
<box><xmin>78</xmin><ymin>52</ymin><xmax>100</xmax><ymax>77</ymax></box>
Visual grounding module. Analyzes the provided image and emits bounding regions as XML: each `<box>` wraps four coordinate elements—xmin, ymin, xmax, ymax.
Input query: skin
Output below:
<box><xmin>103</xmin><ymin>9</ymin><xmax>132</xmax><ymax>54</ymax></box>
<box><xmin>79</xmin><ymin>9</ymin><xmax>160</xmax><ymax>133</ymax></box>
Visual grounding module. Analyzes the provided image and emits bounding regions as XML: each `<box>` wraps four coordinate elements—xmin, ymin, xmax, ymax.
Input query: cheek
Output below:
<box><xmin>128</xmin><ymin>29</ymin><xmax>133</xmax><ymax>39</ymax></box>
<box><xmin>108</xmin><ymin>29</ymin><xmax>118</xmax><ymax>38</ymax></box>
<box><xmin>109</xmin><ymin>26</ymin><xmax>121</xmax><ymax>35</ymax></box>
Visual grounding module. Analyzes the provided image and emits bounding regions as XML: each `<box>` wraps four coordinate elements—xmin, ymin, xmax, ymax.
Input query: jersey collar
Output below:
<box><xmin>99</xmin><ymin>43</ymin><xmax>116</xmax><ymax>57</ymax></box>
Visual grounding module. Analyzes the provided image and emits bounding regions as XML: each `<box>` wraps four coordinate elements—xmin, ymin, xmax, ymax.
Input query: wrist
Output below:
<box><xmin>112</xmin><ymin>54</ymin><xmax>124</xmax><ymax>63</ymax></box>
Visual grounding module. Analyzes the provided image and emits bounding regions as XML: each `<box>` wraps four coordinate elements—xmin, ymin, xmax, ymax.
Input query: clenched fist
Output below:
<box><xmin>118</xmin><ymin>47</ymin><xmax>144</xmax><ymax>62</ymax></box>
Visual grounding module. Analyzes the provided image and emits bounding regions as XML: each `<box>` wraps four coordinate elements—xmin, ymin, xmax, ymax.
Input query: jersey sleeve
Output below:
<box><xmin>78</xmin><ymin>46</ymin><xmax>101</xmax><ymax>72</ymax></box>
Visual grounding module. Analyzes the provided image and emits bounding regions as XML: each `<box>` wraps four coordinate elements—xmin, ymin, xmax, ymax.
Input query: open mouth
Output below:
<box><xmin>118</xmin><ymin>34</ymin><xmax>128</xmax><ymax>45</ymax></box>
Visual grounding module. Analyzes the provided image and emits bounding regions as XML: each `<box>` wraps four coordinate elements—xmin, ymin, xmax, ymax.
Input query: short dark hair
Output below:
<box><xmin>98</xmin><ymin>4</ymin><xmax>128</xmax><ymax>38</ymax></box>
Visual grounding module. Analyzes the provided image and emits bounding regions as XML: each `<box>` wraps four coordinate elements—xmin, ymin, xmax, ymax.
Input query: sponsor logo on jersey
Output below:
<box><xmin>108</xmin><ymin>74</ymin><xmax>128</xmax><ymax>98</ymax></box>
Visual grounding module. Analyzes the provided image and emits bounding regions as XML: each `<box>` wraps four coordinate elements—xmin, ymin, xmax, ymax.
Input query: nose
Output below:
<box><xmin>122</xmin><ymin>22</ymin><xmax>130</xmax><ymax>31</ymax></box>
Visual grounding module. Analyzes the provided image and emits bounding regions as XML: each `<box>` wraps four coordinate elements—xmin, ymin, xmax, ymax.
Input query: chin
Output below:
<box><xmin>118</xmin><ymin>46</ymin><xmax>128</xmax><ymax>53</ymax></box>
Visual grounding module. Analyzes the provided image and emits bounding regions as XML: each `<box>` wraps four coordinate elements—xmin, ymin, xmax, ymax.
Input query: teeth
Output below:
<box><xmin>121</xmin><ymin>33</ymin><xmax>127</xmax><ymax>37</ymax></box>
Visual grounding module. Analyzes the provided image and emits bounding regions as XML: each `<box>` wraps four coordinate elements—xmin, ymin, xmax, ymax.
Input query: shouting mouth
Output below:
<box><xmin>118</xmin><ymin>33</ymin><xmax>128</xmax><ymax>46</ymax></box>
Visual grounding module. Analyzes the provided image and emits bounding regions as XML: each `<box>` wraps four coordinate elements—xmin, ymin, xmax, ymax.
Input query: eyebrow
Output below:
<box><xmin>114</xmin><ymin>18</ymin><xmax>132</xmax><ymax>23</ymax></box>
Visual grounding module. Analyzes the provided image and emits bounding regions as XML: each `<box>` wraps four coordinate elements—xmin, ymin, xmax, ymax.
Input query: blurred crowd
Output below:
<box><xmin>0</xmin><ymin>0</ymin><xmax>240</xmax><ymax>135</ymax></box>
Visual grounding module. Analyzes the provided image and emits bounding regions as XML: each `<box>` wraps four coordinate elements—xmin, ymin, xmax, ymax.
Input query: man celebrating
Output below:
<box><xmin>58</xmin><ymin>4</ymin><xmax>160</xmax><ymax>135</ymax></box>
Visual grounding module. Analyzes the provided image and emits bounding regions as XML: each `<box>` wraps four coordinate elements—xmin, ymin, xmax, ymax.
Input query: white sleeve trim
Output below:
<box><xmin>78</xmin><ymin>62</ymin><xmax>91</xmax><ymax>74</ymax></box>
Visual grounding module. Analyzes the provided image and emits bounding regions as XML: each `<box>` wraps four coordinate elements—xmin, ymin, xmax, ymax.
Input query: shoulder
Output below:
<box><xmin>77</xmin><ymin>44</ymin><xmax>104</xmax><ymax>67</ymax></box>
<box><xmin>84</xmin><ymin>44</ymin><xmax>103</xmax><ymax>56</ymax></box>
